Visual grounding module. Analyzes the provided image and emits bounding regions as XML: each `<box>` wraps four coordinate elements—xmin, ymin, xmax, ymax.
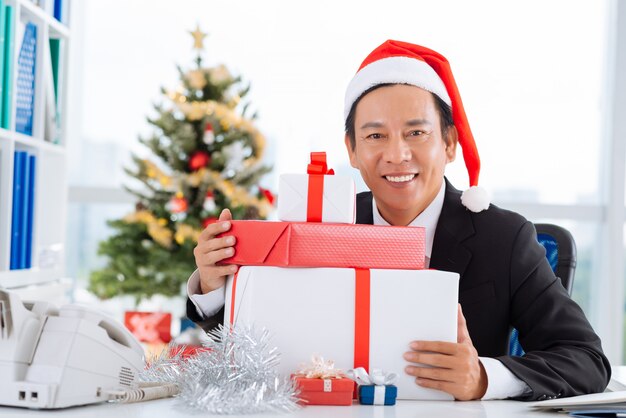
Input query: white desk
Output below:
<box><xmin>0</xmin><ymin>398</ymin><xmax>557</xmax><ymax>418</ymax></box>
<box><xmin>1</xmin><ymin>367</ymin><xmax>623</xmax><ymax>418</ymax></box>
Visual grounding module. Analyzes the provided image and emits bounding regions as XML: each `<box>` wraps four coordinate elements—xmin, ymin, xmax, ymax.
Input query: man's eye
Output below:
<box><xmin>366</xmin><ymin>133</ymin><xmax>384</xmax><ymax>140</ymax></box>
<box><xmin>408</xmin><ymin>130</ymin><xmax>424</xmax><ymax>136</ymax></box>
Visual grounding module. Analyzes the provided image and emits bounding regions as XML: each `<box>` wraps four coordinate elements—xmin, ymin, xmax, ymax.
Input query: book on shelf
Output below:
<box><xmin>43</xmin><ymin>36</ymin><xmax>58</xmax><ymax>142</ymax></box>
<box><xmin>1</xmin><ymin>4</ymin><xmax>14</xmax><ymax>130</ymax></box>
<box><xmin>0</xmin><ymin>1</ymin><xmax>6</xmax><ymax>123</ymax></box>
<box><xmin>53</xmin><ymin>0</ymin><xmax>66</xmax><ymax>24</ymax></box>
<box><xmin>10</xmin><ymin>151</ymin><xmax>25</xmax><ymax>269</ymax></box>
<box><xmin>15</xmin><ymin>21</ymin><xmax>37</xmax><ymax>136</ymax></box>
<box><xmin>49</xmin><ymin>38</ymin><xmax>60</xmax><ymax>101</ymax></box>
<box><xmin>24</xmin><ymin>153</ymin><xmax>36</xmax><ymax>267</ymax></box>
<box><xmin>9</xmin><ymin>150</ymin><xmax>36</xmax><ymax>270</ymax></box>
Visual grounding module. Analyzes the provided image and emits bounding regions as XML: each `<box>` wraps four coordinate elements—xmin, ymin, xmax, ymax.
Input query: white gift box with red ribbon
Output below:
<box><xmin>277</xmin><ymin>152</ymin><xmax>356</xmax><ymax>224</ymax></box>
<box><xmin>224</xmin><ymin>266</ymin><xmax>459</xmax><ymax>400</ymax></box>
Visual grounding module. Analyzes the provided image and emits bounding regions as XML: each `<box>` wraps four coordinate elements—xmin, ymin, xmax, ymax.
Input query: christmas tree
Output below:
<box><xmin>89</xmin><ymin>27</ymin><xmax>274</xmax><ymax>301</ymax></box>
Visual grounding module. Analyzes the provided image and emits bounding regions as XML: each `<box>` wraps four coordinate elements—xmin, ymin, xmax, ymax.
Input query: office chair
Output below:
<box><xmin>508</xmin><ymin>223</ymin><xmax>577</xmax><ymax>356</ymax></box>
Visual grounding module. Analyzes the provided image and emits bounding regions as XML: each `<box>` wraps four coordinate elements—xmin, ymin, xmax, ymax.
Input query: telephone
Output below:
<box><xmin>0</xmin><ymin>289</ymin><xmax>145</xmax><ymax>409</ymax></box>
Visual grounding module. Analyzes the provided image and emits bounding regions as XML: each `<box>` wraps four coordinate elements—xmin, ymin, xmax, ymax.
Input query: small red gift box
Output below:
<box><xmin>169</xmin><ymin>344</ymin><xmax>209</xmax><ymax>359</ymax></box>
<box><xmin>293</xmin><ymin>375</ymin><xmax>354</xmax><ymax>406</ymax></box>
<box><xmin>218</xmin><ymin>220</ymin><xmax>425</xmax><ymax>270</ymax></box>
<box><xmin>124</xmin><ymin>311</ymin><xmax>172</xmax><ymax>343</ymax></box>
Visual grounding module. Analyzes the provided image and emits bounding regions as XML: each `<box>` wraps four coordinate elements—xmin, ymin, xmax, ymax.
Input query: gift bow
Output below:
<box><xmin>307</xmin><ymin>152</ymin><xmax>335</xmax><ymax>175</ymax></box>
<box><xmin>346</xmin><ymin>367</ymin><xmax>397</xmax><ymax>386</ymax></box>
<box><xmin>296</xmin><ymin>355</ymin><xmax>344</xmax><ymax>379</ymax></box>
<box><xmin>306</xmin><ymin>152</ymin><xmax>334</xmax><ymax>222</ymax></box>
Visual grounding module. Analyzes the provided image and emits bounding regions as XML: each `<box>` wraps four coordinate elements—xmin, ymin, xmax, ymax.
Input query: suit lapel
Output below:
<box><xmin>356</xmin><ymin>192</ymin><xmax>374</xmax><ymax>225</ymax></box>
<box><xmin>430</xmin><ymin>179</ymin><xmax>474</xmax><ymax>278</ymax></box>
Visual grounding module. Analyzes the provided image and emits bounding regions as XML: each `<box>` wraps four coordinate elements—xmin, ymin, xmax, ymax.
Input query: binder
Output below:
<box><xmin>9</xmin><ymin>151</ymin><xmax>26</xmax><ymax>269</ymax></box>
<box><xmin>18</xmin><ymin>152</ymin><xmax>31</xmax><ymax>268</ymax></box>
<box><xmin>53</xmin><ymin>0</ymin><xmax>64</xmax><ymax>23</ymax></box>
<box><xmin>0</xmin><ymin>1</ymin><xmax>6</xmax><ymax>122</ymax></box>
<box><xmin>1</xmin><ymin>5</ymin><xmax>14</xmax><ymax>130</ymax></box>
<box><xmin>15</xmin><ymin>22</ymin><xmax>37</xmax><ymax>136</ymax></box>
<box><xmin>24</xmin><ymin>154</ymin><xmax>36</xmax><ymax>268</ymax></box>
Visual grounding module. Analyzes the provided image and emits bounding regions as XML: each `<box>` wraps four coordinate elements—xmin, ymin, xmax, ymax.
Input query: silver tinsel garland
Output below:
<box><xmin>139</xmin><ymin>325</ymin><xmax>300</xmax><ymax>414</ymax></box>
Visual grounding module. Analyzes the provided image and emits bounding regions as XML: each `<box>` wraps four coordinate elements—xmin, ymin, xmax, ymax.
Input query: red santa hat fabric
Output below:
<box><xmin>344</xmin><ymin>40</ymin><xmax>490</xmax><ymax>212</ymax></box>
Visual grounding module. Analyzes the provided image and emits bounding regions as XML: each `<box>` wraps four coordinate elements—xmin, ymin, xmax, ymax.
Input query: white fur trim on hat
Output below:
<box><xmin>344</xmin><ymin>56</ymin><xmax>452</xmax><ymax>120</ymax></box>
<box><xmin>461</xmin><ymin>186</ymin><xmax>490</xmax><ymax>213</ymax></box>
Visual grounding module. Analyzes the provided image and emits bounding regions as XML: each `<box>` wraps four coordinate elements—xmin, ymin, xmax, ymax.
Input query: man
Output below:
<box><xmin>186</xmin><ymin>40</ymin><xmax>611</xmax><ymax>401</ymax></box>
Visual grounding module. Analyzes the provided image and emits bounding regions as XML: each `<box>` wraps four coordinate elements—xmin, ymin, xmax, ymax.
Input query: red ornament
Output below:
<box><xmin>259</xmin><ymin>187</ymin><xmax>275</xmax><ymax>205</ymax></box>
<box><xmin>169</xmin><ymin>195</ymin><xmax>188</xmax><ymax>213</ymax></box>
<box><xmin>189</xmin><ymin>151</ymin><xmax>211</xmax><ymax>171</ymax></box>
<box><xmin>202</xmin><ymin>217</ymin><xmax>218</xmax><ymax>229</ymax></box>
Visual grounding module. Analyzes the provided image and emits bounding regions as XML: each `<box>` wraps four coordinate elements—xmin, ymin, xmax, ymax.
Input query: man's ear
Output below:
<box><xmin>445</xmin><ymin>126</ymin><xmax>458</xmax><ymax>163</ymax></box>
<box><xmin>344</xmin><ymin>134</ymin><xmax>358</xmax><ymax>168</ymax></box>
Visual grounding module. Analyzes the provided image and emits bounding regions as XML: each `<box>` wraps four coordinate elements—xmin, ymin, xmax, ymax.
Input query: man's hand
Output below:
<box><xmin>403</xmin><ymin>304</ymin><xmax>488</xmax><ymax>401</ymax></box>
<box><xmin>193</xmin><ymin>208</ymin><xmax>239</xmax><ymax>294</ymax></box>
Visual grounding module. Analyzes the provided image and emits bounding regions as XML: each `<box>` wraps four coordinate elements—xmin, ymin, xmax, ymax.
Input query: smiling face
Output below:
<box><xmin>345</xmin><ymin>84</ymin><xmax>458</xmax><ymax>226</ymax></box>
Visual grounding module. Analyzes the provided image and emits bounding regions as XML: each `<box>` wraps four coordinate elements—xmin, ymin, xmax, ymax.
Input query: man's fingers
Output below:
<box><xmin>199</xmin><ymin>247</ymin><xmax>236</xmax><ymax>266</ymax></box>
<box><xmin>410</xmin><ymin>341</ymin><xmax>459</xmax><ymax>355</ymax></box>
<box><xmin>202</xmin><ymin>264</ymin><xmax>238</xmax><ymax>279</ymax></box>
<box><xmin>219</xmin><ymin>208</ymin><xmax>232</xmax><ymax>221</ymax></box>
<box><xmin>457</xmin><ymin>304</ymin><xmax>472</xmax><ymax>345</ymax></box>
<box><xmin>199</xmin><ymin>219</ymin><xmax>232</xmax><ymax>241</ymax></box>
<box><xmin>413</xmin><ymin>377</ymin><xmax>456</xmax><ymax>396</ymax></box>
<box><xmin>195</xmin><ymin>235</ymin><xmax>236</xmax><ymax>255</ymax></box>
<box><xmin>405</xmin><ymin>365</ymin><xmax>455</xmax><ymax>383</ymax></box>
<box><xmin>403</xmin><ymin>351</ymin><xmax>456</xmax><ymax>369</ymax></box>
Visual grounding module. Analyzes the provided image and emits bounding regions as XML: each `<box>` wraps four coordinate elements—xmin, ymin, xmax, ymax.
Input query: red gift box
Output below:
<box><xmin>124</xmin><ymin>311</ymin><xmax>172</xmax><ymax>343</ymax></box>
<box><xmin>292</xmin><ymin>375</ymin><xmax>355</xmax><ymax>406</ymax></box>
<box><xmin>218</xmin><ymin>220</ymin><xmax>425</xmax><ymax>270</ymax></box>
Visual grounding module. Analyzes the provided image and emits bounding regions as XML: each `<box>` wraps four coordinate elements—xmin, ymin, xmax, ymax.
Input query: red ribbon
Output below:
<box><xmin>354</xmin><ymin>268</ymin><xmax>370</xmax><ymax>373</ymax></box>
<box><xmin>229</xmin><ymin>270</ymin><xmax>240</xmax><ymax>326</ymax></box>
<box><xmin>306</xmin><ymin>152</ymin><xmax>334</xmax><ymax>222</ymax></box>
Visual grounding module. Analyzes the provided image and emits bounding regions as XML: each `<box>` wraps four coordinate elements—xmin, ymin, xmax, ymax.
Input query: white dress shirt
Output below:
<box><xmin>188</xmin><ymin>180</ymin><xmax>531</xmax><ymax>399</ymax></box>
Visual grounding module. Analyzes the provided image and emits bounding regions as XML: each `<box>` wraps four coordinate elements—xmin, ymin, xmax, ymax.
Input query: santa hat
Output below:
<box><xmin>344</xmin><ymin>40</ymin><xmax>489</xmax><ymax>213</ymax></box>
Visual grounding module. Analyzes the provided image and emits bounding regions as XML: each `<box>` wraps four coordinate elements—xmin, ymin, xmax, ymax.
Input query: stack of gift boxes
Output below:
<box><xmin>218</xmin><ymin>152</ymin><xmax>460</xmax><ymax>405</ymax></box>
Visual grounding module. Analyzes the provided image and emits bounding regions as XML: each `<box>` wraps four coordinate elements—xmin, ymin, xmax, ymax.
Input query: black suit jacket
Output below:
<box><xmin>187</xmin><ymin>179</ymin><xmax>611</xmax><ymax>401</ymax></box>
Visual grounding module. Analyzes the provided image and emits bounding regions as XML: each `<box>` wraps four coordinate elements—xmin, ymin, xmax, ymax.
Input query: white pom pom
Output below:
<box><xmin>461</xmin><ymin>186</ymin><xmax>490</xmax><ymax>213</ymax></box>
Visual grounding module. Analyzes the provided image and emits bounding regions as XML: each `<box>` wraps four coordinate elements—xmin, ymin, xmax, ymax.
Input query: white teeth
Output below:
<box><xmin>385</xmin><ymin>174</ymin><xmax>416</xmax><ymax>183</ymax></box>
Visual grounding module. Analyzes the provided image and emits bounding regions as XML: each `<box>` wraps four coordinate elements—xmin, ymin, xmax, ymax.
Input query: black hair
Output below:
<box><xmin>344</xmin><ymin>83</ymin><xmax>454</xmax><ymax>150</ymax></box>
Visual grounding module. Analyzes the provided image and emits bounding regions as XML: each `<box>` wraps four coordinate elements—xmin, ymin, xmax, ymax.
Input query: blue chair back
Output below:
<box><xmin>508</xmin><ymin>223</ymin><xmax>577</xmax><ymax>356</ymax></box>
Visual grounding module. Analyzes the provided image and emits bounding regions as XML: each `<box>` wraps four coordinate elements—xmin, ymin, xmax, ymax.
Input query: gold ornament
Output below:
<box><xmin>124</xmin><ymin>210</ymin><xmax>155</xmax><ymax>224</ymax></box>
<box><xmin>186</xmin><ymin>70</ymin><xmax>207</xmax><ymax>90</ymax></box>
<box><xmin>159</xmin><ymin>175</ymin><xmax>172</xmax><ymax>188</ymax></box>
<box><xmin>124</xmin><ymin>210</ymin><xmax>173</xmax><ymax>249</ymax></box>
<box><xmin>179</xmin><ymin>101</ymin><xmax>208</xmax><ymax>121</ymax></box>
<box><xmin>175</xmin><ymin>224</ymin><xmax>202</xmax><ymax>245</ymax></box>
<box><xmin>209</xmin><ymin>64</ymin><xmax>232</xmax><ymax>84</ymax></box>
<box><xmin>190</xmin><ymin>25</ymin><xmax>207</xmax><ymax>50</ymax></box>
<box><xmin>186</xmin><ymin>168</ymin><xmax>208</xmax><ymax>187</ymax></box>
<box><xmin>148</xmin><ymin>222</ymin><xmax>173</xmax><ymax>248</ymax></box>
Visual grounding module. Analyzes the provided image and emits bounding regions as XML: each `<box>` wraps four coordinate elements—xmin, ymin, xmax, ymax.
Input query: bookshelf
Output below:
<box><xmin>0</xmin><ymin>0</ymin><xmax>69</xmax><ymax>289</ymax></box>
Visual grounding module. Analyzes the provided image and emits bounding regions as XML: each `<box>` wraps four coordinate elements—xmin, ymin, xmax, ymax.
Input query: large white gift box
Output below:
<box><xmin>277</xmin><ymin>173</ymin><xmax>356</xmax><ymax>224</ymax></box>
<box><xmin>224</xmin><ymin>266</ymin><xmax>459</xmax><ymax>400</ymax></box>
